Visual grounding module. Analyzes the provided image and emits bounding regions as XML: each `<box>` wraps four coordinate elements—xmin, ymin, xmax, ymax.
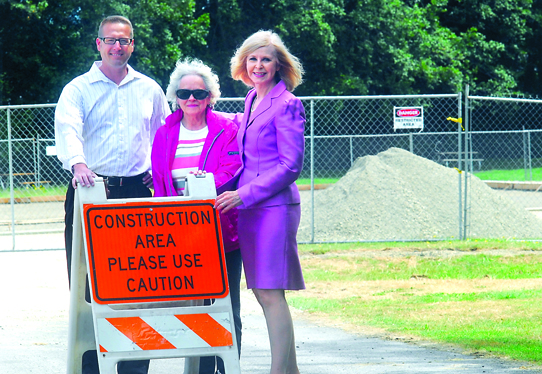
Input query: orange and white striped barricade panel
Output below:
<box><xmin>96</xmin><ymin>312</ymin><xmax>233</xmax><ymax>352</ymax></box>
<box><xmin>67</xmin><ymin>174</ymin><xmax>240</xmax><ymax>374</ymax></box>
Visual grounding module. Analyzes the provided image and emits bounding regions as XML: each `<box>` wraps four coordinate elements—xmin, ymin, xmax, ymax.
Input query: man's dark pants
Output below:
<box><xmin>198</xmin><ymin>248</ymin><xmax>243</xmax><ymax>374</ymax></box>
<box><xmin>64</xmin><ymin>180</ymin><xmax>151</xmax><ymax>374</ymax></box>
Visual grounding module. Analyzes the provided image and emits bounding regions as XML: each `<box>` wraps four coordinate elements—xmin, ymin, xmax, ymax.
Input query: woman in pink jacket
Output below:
<box><xmin>216</xmin><ymin>31</ymin><xmax>305</xmax><ymax>374</ymax></box>
<box><xmin>151</xmin><ymin>58</ymin><xmax>242</xmax><ymax>374</ymax></box>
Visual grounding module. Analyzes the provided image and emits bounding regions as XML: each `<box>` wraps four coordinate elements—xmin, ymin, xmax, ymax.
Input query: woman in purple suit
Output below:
<box><xmin>215</xmin><ymin>30</ymin><xmax>305</xmax><ymax>374</ymax></box>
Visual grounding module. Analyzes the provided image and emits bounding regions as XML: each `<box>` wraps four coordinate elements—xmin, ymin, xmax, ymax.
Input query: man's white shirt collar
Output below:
<box><xmin>88</xmin><ymin>61</ymin><xmax>140</xmax><ymax>86</ymax></box>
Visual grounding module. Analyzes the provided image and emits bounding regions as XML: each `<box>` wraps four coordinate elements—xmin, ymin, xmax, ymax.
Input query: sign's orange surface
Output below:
<box><xmin>83</xmin><ymin>200</ymin><xmax>227</xmax><ymax>304</ymax></box>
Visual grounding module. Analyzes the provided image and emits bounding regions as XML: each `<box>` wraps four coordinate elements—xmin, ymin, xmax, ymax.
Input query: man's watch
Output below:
<box><xmin>71</xmin><ymin>163</ymin><xmax>81</xmax><ymax>174</ymax></box>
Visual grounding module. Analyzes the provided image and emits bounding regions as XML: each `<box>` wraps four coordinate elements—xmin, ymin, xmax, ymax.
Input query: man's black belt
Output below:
<box><xmin>97</xmin><ymin>172</ymin><xmax>147</xmax><ymax>187</ymax></box>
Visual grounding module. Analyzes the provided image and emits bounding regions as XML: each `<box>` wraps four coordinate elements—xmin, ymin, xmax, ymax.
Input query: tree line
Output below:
<box><xmin>2</xmin><ymin>0</ymin><xmax>542</xmax><ymax>105</ymax></box>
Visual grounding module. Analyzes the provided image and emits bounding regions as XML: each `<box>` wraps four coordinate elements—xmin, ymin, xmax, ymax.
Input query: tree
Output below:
<box><xmin>432</xmin><ymin>0</ymin><xmax>532</xmax><ymax>95</ymax></box>
<box><xmin>193</xmin><ymin>0</ymin><xmax>281</xmax><ymax>97</ymax></box>
<box><xmin>124</xmin><ymin>0</ymin><xmax>210</xmax><ymax>88</ymax></box>
<box><xmin>0</xmin><ymin>0</ymin><xmax>209</xmax><ymax>104</ymax></box>
<box><xmin>522</xmin><ymin>0</ymin><xmax>542</xmax><ymax>96</ymax></box>
<box><xmin>192</xmin><ymin>0</ymin><xmax>479</xmax><ymax>96</ymax></box>
<box><xmin>192</xmin><ymin>0</ymin><xmax>348</xmax><ymax>96</ymax></box>
<box><xmin>2</xmin><ymin>0</ymin><xmax>541</xmax><ymax>103</ymax></box>
<box><xmin>1</xmin><ymin>0</ymin><xmax>99</xmax><ymax>104</ymax></box>
<box><xmin>275</xmin><ymin>0</ymin><xmax>467</xmax><ymax>95</ymax></box>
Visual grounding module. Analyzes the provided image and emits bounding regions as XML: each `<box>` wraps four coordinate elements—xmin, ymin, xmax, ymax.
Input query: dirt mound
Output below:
<box><xmin>298</xmin><ymin>147</ymin><xmax>542</xmax><ymax>241</ymax></box>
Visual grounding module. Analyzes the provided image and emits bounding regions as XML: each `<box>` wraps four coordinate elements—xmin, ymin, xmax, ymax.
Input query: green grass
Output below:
<box><xmin>296</xmin><ymin>178</ymin><xmax>339</xmax><ymax>185</ymax></box>
<box><xmin>289</xmin><ymin>294</ymin><xmax>542</xmax><ymax>362</ymax></box>
<box><xmin>302</xmin><ymin>254</ymin><xmax>542</xmax><ymax>282</ymax></box>
<box><xmin>474</xmin><ymin>167</ymin><xmax>542</xmax><ymax>181</ymax></box>
<box><xmin>289</xmin><ymin>240</ymin><xmax>542</xmax><ymax>364</ymax></box>
<box><xmin>0</xmin><ymin>185</ymin><xmax>66</xmax><ymax>198</ymax></box>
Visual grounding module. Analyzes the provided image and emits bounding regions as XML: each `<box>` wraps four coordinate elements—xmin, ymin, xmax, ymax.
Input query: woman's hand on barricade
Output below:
<box><xmin>215</xmin><ymin>191</ymin><xmax>242</xmax><ymax>213</ymax></box>
<box><xmin>190</xmin><ymin>170</ymin><xmax>206</xmax><ymax>176</ymax></box>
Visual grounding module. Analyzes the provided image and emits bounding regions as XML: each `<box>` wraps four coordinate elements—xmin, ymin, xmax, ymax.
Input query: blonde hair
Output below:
<box><xmin>230</xmin><ymin>30</ymin><xmax>304</xmax><ymax>92</ymax></box>
<box><xmin>166</xmin><ymin>58</ymin><xmax>221</xmax><ymax>110</ymax></box>
<box><xmin>98</xmin><ymin>16</ymin><xmax>133</xmax><ymax>38</ymax></box>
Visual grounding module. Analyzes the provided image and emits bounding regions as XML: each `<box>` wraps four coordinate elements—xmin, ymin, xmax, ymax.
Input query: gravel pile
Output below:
<box><xmin>298</xmin><ymin>147</ymin><xmax>542</xmax><ymax>242</ymax></box>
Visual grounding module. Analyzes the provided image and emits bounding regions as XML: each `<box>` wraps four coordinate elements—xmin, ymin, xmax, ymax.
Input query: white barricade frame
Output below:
<box><xmin>66</xmin><ymin>174</ymin><xmax>240</xmax><ymax>374</ymax></box>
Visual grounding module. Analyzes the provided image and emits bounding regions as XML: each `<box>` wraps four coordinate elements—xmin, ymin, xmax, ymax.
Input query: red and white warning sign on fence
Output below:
<box><xmin>83</xmin><ymin>200</ymin><xmax>228</xmax><ymax>304</ymax></box>
<box><xmin>394</xmin><ymin>106</ymin><xmax>424</xmax><ymax>130</ymax></box>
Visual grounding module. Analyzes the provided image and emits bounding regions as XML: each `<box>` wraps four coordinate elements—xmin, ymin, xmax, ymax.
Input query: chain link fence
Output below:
<box><xmin>293</xmin><ymin>94</ymin><xmax>466</xmax><ymax>243</ymax></box>
<box><xmin>0</xmin><ymin>104</ymin><xmax>71</xmax><ymax>251</ymax></box>
<box><xmin>466</xmin><ymin>95</ymin><xmax>542</xmax><ymax>238</ymax></box>
<box><xmin>2</xmin><ymin>93</ymin><xmax>542</xmax><ymax>250</ymax></box>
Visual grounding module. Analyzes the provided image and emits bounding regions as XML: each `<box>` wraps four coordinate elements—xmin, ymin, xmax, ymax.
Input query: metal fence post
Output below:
<box><xmin>457</xmin><ymin>91</ymin><xmax>463</xmax><ymax>240</ymax></box>
<box><xmin>523</xmin><ymin>127</ymin><xmax>532</xmax><ymax>181</ymax></box>
<box><xmin>33</xmin><ymin>135</ymin><xmax>38</xmax><ymax>187</ymax></box>
<box><xmin>528</xmin><ymin>130</ymin><xmax>532</xmax><ymax>182</ymax></box>
<box><xmin>310</xmin><ymin>99</ymin><xmax>315</xmax><ymax>244</ymax></box>
<box><xmin>463</xmin><ymin>86</ymin><xmax>469</xmax><ymax>240</ymax></box>
<box><xmin>36</xmin><ymin>134</ymin><xmax>41</xmax><ymax>187</ymax></box>
<box><xmin>350</xmin><ymin>136</ymin><xmax>354</xmax><ymax>167</ymax></box>
<box><xmin>8</xmin><ymin>108</ymin><xmax>15</xmax><ymax>250</ymax></box>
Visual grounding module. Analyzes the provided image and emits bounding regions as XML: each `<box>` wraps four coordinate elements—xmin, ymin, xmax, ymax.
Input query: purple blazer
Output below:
<box><xmin>224</xmin><ymin>80</ymin><xmax>306</xmax><ymax>209</ymax></box>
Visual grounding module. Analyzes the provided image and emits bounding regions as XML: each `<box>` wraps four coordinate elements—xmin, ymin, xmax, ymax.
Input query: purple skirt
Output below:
<box><xmin>238</xmin><ymin>204</ymin><xmax>305</xmax><ymax>290</ymax></box>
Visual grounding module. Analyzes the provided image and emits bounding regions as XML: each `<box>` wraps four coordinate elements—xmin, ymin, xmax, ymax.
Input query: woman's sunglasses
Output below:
<box><xmin>176</xmin><ymin>89</ymin><xmax>210</xmax><ymax>100</ymax></box>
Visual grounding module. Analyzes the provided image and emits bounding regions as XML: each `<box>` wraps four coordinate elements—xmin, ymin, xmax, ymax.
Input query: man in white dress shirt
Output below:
<box><xmin>54</xmin><ymin>15</ymin><xmax>170</xmax><ymax>374</ymax></box>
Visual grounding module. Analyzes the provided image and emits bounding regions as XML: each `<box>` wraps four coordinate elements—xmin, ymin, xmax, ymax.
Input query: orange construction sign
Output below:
<box><xmin>83</xmin><ymin>199</ymin><xmax>228</xmax><ymax>304</ymax></box>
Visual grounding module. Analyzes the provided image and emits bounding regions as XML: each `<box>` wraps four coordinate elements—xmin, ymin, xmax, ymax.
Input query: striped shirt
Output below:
<box><xmin>171</xmin><ymin>124</ymin><xmax>208</xmax><ymax>194</ymax></box>
<box><xmin>54</xmin><ymin>61</ymin><xmax>171</xmax><ymax>176</ymax></box>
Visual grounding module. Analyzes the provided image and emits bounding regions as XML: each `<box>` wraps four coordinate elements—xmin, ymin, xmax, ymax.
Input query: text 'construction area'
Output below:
<box><xmin>83</xmin><ymin>200</ymin><xmax>228</xmax><ymax>304</ymax></box>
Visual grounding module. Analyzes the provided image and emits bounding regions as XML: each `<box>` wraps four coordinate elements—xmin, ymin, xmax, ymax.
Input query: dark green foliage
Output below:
<box><xmin>2</xmin><ymin>0</ymin><xmax>542</xmax><ymax>103</ymax></box>
<box><xmin>0</xmin><ymin>0</ymin><xmax>208</xmax><ymax>104</ymax></box>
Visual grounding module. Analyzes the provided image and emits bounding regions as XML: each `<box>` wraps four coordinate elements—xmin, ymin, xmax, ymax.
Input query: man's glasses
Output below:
<box><xmin>99</xmin><ymin>37</ymin><xmax>133</xmax><ymax>45</ymax></box>
<box><xmin>176</xmin><ymin>89</ymin><xmax>210</xmax><ymax>100</ymax></box>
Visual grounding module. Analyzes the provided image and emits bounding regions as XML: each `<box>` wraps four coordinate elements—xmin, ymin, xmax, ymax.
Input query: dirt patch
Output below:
<box><xmin>302</xmin><ymin>246</ymin><xmax>542</xmax><ymax>259</ymax></box>
<box><xmin>298</xmin><ymin>246</ymin><xmax>542</xmax><ymax>300</ymax></box>
<box><xmin>299</xmin><ymin>278</ymin><xmax>542</xmax><ymax>300</ymax></box>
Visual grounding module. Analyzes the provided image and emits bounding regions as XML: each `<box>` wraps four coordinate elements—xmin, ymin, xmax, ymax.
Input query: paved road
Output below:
<box><xmin>0</xmin><ymin>247</ymin><xmax>540</xmax><ymax>373</ymax></box>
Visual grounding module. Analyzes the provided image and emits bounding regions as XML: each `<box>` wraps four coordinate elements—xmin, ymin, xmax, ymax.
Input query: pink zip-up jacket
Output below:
<box><xmin>151</xmin><ymin>107</ymin><xmax>242</xmax><ymax>252</ymax></box>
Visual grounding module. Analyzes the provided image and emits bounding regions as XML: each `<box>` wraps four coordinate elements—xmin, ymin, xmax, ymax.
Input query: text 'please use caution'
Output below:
<box><xmin>83</xmin><ymin>200</ymin><xmax>228</xmax><ymax>304</ymax></box>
